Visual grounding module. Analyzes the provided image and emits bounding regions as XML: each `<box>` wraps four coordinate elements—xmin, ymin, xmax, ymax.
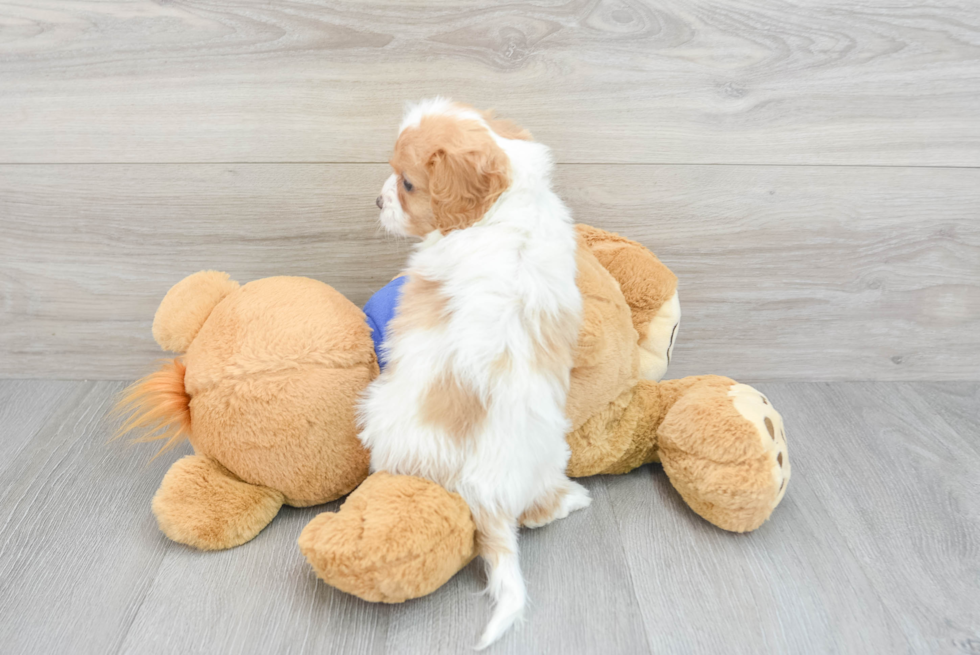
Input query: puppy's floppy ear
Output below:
<box><xmin>426</xmin><ymin>133</ymin><xmax>510</xmax><ymax>233</ymax></box>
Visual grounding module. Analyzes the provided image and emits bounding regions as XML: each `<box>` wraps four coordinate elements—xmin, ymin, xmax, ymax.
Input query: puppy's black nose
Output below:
<box><xmin>376</xmin><ymin>196</ymin><xmax>384</xmax><ymax>210</ymax></box>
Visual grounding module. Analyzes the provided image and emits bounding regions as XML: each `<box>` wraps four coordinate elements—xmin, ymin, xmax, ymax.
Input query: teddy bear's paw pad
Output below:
<box><xmin>657</xmin><ymin>379</ymin><xmax>790</xmax><ymax>532</ymax></box>
<box><xmin>638</xmin><ymin>290</ymin><xmax>680</xmax><ymax>382</ymax></box>
<box><xmin>298</xmin><ymin>471</ymin><xmax>476</xmax><ymax>603</ymax></box>
<box><xmin>520</xmin><ymin>480</ymin><xmax>592</xmax><ymax>529</ymax></box>
<box><xmin>728</xmin><ymin>383</ymin><xmax>790</xmax><ymax>509</ymax></box>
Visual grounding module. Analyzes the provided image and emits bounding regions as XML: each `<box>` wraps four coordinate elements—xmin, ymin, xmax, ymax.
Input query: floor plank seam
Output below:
<box><xmin>112</xmin><ymin>547</ymin><xmax>173</xmax><ymax>655</ymax></box>
<box><xmin>777</xmin><ymin>382</ymin><xmax>937</xmax><ymax>652</ymax></box>
<box><xmin>0</xmin><ymin>383</ymin><xmax>95</xmax><ymax>548</ymax></box>
<box><xmin>595</xmin><ymin>475</ymin><xmax>655</xmax><ymax>655</ymax></box>
<box><xmin>0</xmin><ymin>387</ymin><xmax>75</xmax><ymax>482</ymax></box>
<box><xmin>905</xmin><ymin>383</ymin><xmax>980</xmax><ymax>460</ymax></box>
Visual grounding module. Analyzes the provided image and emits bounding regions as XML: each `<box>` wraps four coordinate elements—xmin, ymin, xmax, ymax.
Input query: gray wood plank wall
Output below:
<box><xmin>1</xmin><ymin>0</ymin><xmax>979</xmax><ymax>380</ymax></box>
<box><xmin>2</xmin><ymin>1</ymin><xmax>979</xmax><ymax>165</ymax></box>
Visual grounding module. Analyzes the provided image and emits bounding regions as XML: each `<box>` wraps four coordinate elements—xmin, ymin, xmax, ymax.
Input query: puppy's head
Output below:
<box><xmin>377</xmin><ymin>98</ymin><xmax>532</xmax><ymax>238</ymax></box>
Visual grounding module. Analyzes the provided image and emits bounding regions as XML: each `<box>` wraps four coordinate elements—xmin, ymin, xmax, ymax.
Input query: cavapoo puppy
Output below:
<box><xmin>359</xmin><ymin>98</ymin><xmax>590</xmax><ymax>647</ymax></box>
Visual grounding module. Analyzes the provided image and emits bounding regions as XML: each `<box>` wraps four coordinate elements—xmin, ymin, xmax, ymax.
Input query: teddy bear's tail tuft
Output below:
<box><xmin>112</xmin><ymin>358</ymin><xmax>192</xmax><ymax>458</ymax></box>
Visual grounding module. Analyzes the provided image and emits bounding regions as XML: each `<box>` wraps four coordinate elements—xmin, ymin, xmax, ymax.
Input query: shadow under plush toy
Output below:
<box><xmin>117</xmin><ymin>225</ymin><xmax>789</xmax><ymax>603</ymax></box>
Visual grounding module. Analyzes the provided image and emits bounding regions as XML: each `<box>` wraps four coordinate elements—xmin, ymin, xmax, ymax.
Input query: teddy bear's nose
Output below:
<box><xmin>376</xmin><ymin>196</ymin><xmax>384</xmax><ymax>210</ymax></box>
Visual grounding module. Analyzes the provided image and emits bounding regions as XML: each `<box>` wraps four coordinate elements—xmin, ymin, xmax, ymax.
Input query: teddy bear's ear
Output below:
<box><xmin>152</xmin><ymin>270</ymin><xmax>239</xmax><ymax>353</ymax></box>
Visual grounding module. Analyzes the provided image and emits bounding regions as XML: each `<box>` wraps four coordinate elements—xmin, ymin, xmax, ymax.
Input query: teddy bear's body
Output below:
<box><xmin>179</xmin><ymin>276</ymin><xmax>375</xmax><ymax>506</ymax></box>
<box><xmin>119</xmin><ymin>225</ymin><xmax>789</xmax><ymax>600</ymax></box>
<box><xmin>132</xmin><ymin>275</ymin><xmax>377</xmax><ymax>548</ymax></box>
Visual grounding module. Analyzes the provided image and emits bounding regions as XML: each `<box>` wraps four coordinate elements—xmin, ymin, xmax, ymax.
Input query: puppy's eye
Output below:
<box><xmin>403</xmin><ymin>177</ymin><xmax>414</xmax><ymax>192</ymax></box>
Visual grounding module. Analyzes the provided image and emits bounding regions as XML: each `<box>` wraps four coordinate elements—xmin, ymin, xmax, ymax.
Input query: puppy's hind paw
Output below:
<box><xmin>520</xmin><ymin>480</ymin><xmax>591</xmax><ymax>529</ymax></box>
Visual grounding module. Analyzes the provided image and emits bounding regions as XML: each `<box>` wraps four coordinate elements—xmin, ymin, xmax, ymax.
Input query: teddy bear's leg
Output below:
<box><xmin>575</xmin><ymin>225</ymin><xmax>680</xmax><ymax>381</ymax></box>
<box><xmin>152</xmin><ymin>454</ymin><xmax>284</xmax><ymax>550</ymax></box>
<box><xmin>656</xmin><ymin>377</ymin><xmax>790</xmax><ymax>532</ymax></box>
<box><xmin>519</xmin><ymin>478</ymin><xmax>592</xmax><ymax>529</ymax></box>
<box><xmin>298</xmin><ymin>471</ymin><xmax>476</xmax><ymax>603</ymax></box>
<box><xmin>566</xmin><ymin>382</ymin><xmax>662</xmax><ymax>478</ymax></box>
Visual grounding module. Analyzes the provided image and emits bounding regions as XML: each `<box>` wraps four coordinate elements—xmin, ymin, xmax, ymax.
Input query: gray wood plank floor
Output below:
<box><xmin>1</xmin><ymin>379</ymin><xmax>977</xmax><ymax>655</ymax></box>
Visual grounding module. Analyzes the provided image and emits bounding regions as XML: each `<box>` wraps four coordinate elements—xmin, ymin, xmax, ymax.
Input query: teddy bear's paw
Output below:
<box><xmin>152</xmin><ymin>455</ymin><xmax>284</xmax><ymax>550</ymax></box>
<box><xmin>727</xmin><ymin>383</ymin><xmax>790</xmax><ymax>509</ymax></box>
<box><xmin>298</xmin><ymin>471</ymin><xmax>476</xmax><ymax>603</ymax></box>
<box><xmin>658</xmin><ymin>379</ymin><xmax>789</xmax><ymax>533</ymax></box>
<box><xmin>520</xmin><ymin>480</ymin><xmax>592</xmax><ymax>529</ymax></box>
<box><xmin>637</xmin><ymin>290</ymin><xmax>680</xmax><ymax>382</ymax></box>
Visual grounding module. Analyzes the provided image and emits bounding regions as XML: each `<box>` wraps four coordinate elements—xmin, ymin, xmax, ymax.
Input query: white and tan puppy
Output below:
<box><xmin>360</xmin><ymin>98</ymin><xmax>590</xmax><ymax>647</ymax></box>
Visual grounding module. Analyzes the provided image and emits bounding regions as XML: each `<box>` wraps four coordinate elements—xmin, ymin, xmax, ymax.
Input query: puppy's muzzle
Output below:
<box><xmin>376</xmin><ymin>196</ymin><xmax>384</xmax><ymax>209</ymax></box>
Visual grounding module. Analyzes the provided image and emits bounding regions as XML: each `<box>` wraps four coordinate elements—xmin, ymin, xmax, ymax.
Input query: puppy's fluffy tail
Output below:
<box><xmin>112</xmin><ymin>358</ymin><xmax>192</xmax><ymax>458</ymax></box>
<box><xmin>474</xmin><ymin>513</ymin><xmax>525</xmax><ymax>650</ymax></box>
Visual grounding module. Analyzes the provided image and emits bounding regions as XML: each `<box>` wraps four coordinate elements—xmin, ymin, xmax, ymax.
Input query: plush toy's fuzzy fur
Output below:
<box><xmin>116</xmin><ymin>226</ymin><xmax>789</xmax><ymax>612</ymax></box>
<box><xmin>115</xmin><ymin>358</ymin><xmax>191</xmax><ymax>457</ymax></box>
<box><xmin>117</xmin><ymin>273</ymin><xmax>376</xmax><ymax>549</ymax></box>
<box><xmin>297</xmin><ymin>371</ymin><xmax>789</xmax><ymax>605</ymax></box>
<box><xmin>299</xmin><ymin>230</ymin><xmax>789</xmax><ymax>605</ymax></box>
<box><xmin>153</xmin><ymin>455</ymin><xmax>285</xmax><ymax>550</ymax></box>
<box><xmin>298</xmin><ymin>472</ymin><xmax>476</xmax><ymax>602</ymax></box>
<box><xmin>153</xmin><ymin>270</ymin><xmax>239</xmax><ymax>353</ymax></box>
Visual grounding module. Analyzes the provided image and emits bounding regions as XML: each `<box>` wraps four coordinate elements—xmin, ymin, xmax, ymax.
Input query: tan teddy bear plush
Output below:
<box><xmin>117</xmin><ymin>226</ymin><xmax>789</xmax><ymax>595</ymax></box>
<box><xmin>117</xmin><ymin>274</ymin><xmax>376</xmax><ymax>549</ymax></box>
<box><xmin>296</xmin><ymin>225</ymin><xmax>789</xmax><ymax>603</ymax></box>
